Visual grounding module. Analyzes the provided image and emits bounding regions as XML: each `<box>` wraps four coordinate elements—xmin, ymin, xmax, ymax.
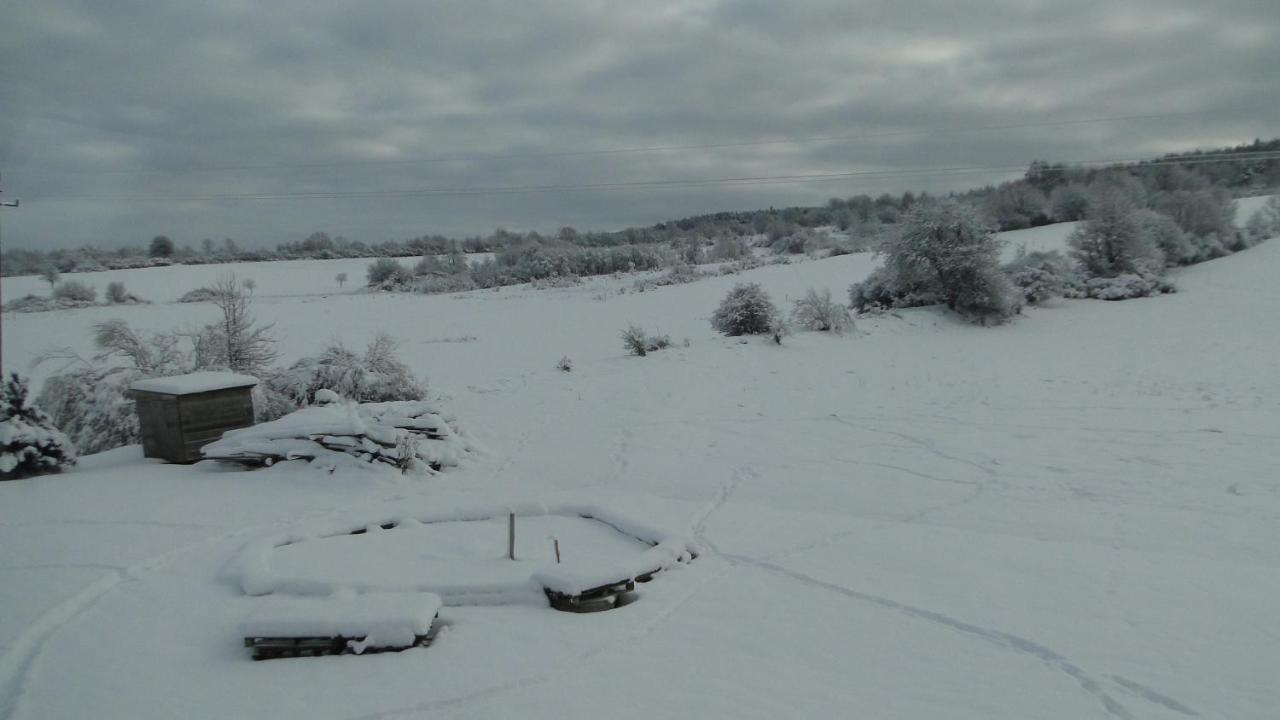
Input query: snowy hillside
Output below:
<box><xmin>1</xmin><ymin>211</ymin><xmax>1279</xmax><ymax>719</ymax></box>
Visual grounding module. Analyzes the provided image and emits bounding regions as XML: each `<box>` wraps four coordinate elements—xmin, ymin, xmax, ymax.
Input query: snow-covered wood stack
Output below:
<box><xmin>201</xmin><ymin>390</ymin><xmax>471</xmax><ymax>472</ymax></box>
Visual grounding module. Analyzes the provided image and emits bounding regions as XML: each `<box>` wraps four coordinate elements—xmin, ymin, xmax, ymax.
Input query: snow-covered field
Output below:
<box><xmin>2</xmin><ymin>203</ymin><xmax>1279</xmax><ymax>720</ymax></box>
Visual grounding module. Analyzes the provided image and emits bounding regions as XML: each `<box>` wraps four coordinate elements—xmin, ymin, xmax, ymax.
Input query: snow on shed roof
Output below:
<box><xmin>129</xmin><ymin>372</ymin><xmax>259</xmax><ymax>396</ymax></box>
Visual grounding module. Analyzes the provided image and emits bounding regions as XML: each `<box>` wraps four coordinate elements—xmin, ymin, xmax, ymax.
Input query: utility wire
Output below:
<box><xmin>23</xmin><ymin>107</ymin><xmax>1263</xmax><ymax>177</ymax></box>
<box><xmin>31</xmin><ymin>150</ymin><xmax>1280</xmax><ymax>204</ymax></box>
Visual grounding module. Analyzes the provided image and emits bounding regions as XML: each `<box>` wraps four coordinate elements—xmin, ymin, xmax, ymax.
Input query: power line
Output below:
<box><xmin>30</xmin><ymin>149</ymin><xmax>1280</xmax><ymax>204</ymax></box>
<box><xmin>24</xmin><ymin>108</ymin><xmax>1263</xmax><ymax>177</ymax></box>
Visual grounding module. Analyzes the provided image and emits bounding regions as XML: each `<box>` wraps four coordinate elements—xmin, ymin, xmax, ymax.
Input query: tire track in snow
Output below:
<box><xmin>719</xmin><ymin>553</ymin><xmax>1186</xmax><ymax>720</ymax></box>
<box><xmin>0</xmin><ymin>509</ymin><xmax>344</xmax><ymax>720</ymax></box>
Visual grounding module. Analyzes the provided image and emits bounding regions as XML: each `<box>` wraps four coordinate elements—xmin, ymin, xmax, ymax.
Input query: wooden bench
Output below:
<box><xmin>240</xmin><ymin>592</ymin><xmax>442</xmax><ymax>660</ymax></box>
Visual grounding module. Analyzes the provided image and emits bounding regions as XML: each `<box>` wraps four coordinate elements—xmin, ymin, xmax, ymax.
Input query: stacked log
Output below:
<box><xmin>202</xmin><ymin>397</ymin><xmax>470</xmax><ymax>472</ymax></box>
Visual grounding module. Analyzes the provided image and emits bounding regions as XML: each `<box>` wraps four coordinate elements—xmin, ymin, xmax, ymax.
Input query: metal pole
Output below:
<box><xmin>507</xmin><ymin>513</ymin><xmax>515</xmax><ymax>561</ymax></box>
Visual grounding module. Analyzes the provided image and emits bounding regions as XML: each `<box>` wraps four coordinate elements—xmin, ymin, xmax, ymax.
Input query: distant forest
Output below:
<box><xmin>3</xmin><ymin>137</ymin><xmax>1278</xmax><ymax>278</ymax></box>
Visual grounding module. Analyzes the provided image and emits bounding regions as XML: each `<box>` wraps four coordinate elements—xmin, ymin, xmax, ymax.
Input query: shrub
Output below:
<box><xmin>263</xmin><ymin>334</ymin><xmax>425</xmax><ymax>412</ymax></box>
<box><xmin>791</xmin><ymin>288</ymin><xmax>853</xmax><ymax>333</ymax></box>
<box><xmin>367</xmin><ymin>258</ymin><xmax>413</xmax><ymax>289</ymax></box>
<box><xmin>1005</xmin><ymin>250</ymin><xmax>1073</xmax><ymax>305</ymax></box>
<box><xmin>52</xmin><ymin>280</ymin><xmax>97</xmax><ymax>302</ymax></box>
<box><xmin>416</xmin><ymin>274</ymin><xmax>477</xmax><ymax>294</ymax></box>
<box><xmin>711</xmin><ymin>282</ymin><xmax>779</xmax><ymax>336</ymax></box>
<box><xmin>708</xmin><ymin>236</ymin><xmax>748</xmax><ymax>262</ymax></box>
<box><xmin>620</xmin><ymin>324</ymin><xmax>671</xmax><ymax>356</ymax></box>
<box><xmin>632</xmin><ymin>263</ymin><xmax>707</xmax><ymax>292</ymax></box>
<box><xmin>106</xmin><ymin>281</ymin><xmax>128</xmax><ymax>304</ymax></box>
<box><xmin>1131</xmin><ymin>209</ymin><xmax>1195</xmax><ymax>266</ymax></box>
<box><xmin>178</xmin><ymin>286</ymin><xmax>219</xmax><ymax>303</ymax></box>
<box><xmin>1084</xmin><ymin>272</ymin><xmax>1174</xmax><ymax>300</ymax></box>
<box><xmin>1245</xmin><ymin>196</ymin><xmax>1280</xmax><ymax>244</ymax></box>
<box><xmin>556</xmin><ymin>356</ymin><xmax>573</xmax><ymax>372</ymax></box>
<box><xmin>1</xmin><ymin>373</ymin><xmax>77</xmax><ymax>479</ymax></box>
<box><xmin>36</xmin><ymin>368</ymin><xmax>140</xmax><ymax>456</ymax></box>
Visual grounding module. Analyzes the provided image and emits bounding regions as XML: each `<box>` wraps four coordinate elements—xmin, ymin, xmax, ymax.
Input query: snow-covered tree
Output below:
<box><xmin>36</xmin><ymin>368</ymin><xmax>138</xmax><ymax>456</ymax></box>
<box><xmin>1068</xmin><ymin>196</ymin><xmax>1164</xmax><ymax>279</ymax></box>
<box><xmin>982</xmin><ymin>181</ymin><xmax>1048</xmax><ymax>230</ymax></box>
<box><xmin>852</xmin><ymin>199</ymin><xmax>1018</xmax><ymax>323</ymax></box>
<box><xmin>1</xmin><ymin>373</ymin><xmax>77</xmax><ymax>479</ymax></box>
<box><xmin>40</xmin><ymin>266</ymin><xmax>60</xmax><ymax>291</ymax></box>
<box><xmin>1048</xmin><ymin>183</ymin><xmax>1092</xmax><ymax>222</ymax></box>
<box><xmin>711</xmin><ymin>283</ymin><xmax>779</xmax><ymax>336</ymax></box>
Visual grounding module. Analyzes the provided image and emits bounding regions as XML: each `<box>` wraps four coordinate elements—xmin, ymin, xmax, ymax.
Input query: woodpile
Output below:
<box><xmin>202</xmin><ymin>395</ymin><xmax>470</xmax><ymax>472</ymax></box>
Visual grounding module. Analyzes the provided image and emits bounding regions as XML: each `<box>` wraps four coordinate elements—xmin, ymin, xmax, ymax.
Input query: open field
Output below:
<box><xmin>2</xmin><ymin>210</ymin><xmax>1278</xmax><ymax>720</ymax></box>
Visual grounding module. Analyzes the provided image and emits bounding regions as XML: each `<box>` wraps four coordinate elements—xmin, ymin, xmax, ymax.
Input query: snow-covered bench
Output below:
<box><xmin>240</xmin><ymin>592</ymin><xmax>442</xmax><ymax>660</ymax></box>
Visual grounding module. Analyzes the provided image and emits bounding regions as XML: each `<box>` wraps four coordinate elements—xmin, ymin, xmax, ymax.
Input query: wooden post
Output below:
<box><xmin>508</xmin><ymin>513</ymin><xmax>515</xmax><ymax>561</ymax></box>
<box><xmin>553</xmin><ymin>537</ymin><xmax>561</xmax><ymax>564</ymax></box>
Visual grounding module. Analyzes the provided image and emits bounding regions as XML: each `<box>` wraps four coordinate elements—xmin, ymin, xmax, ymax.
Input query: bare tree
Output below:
<box><xmin>40</xmin><ymin>266</ymin><xmax>60</xmax><ymax>291</ymax></box>
<box><xmin>196</xmin><ymin>275</ymin><xmax>276</xmax><ymax>374</ymax></box>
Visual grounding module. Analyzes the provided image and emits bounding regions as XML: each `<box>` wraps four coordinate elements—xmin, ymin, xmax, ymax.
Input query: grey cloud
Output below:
<box><xmin>1</xmin><ymin>0</ymin><xmax>1277</xmax><ymax>248</ymax></box>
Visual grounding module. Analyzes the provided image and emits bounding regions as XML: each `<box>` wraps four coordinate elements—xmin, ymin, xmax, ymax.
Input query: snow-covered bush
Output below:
<box><xmin>632</xmin><ymin>263</ymin><xmax>707</xmax><ymax>292</ymax></box>
<box><xmin>36</xmin><ymin>368</ymin><xmax>139</xmax><ymax>456</ymax></box>
<box><xmin>1084</xmin><ymin>272</ymin><xmax>1174</xmax><ymax>301</ymax></box>
<box><xmin>2</xmin><ymin>295</ymin><xmax>90</xmax><ymax>313</ymax></box>
<box><xmin>1131</xmin><ymin>209</ymin><xmax>1195</xmax><ymax>266</ymax></box>
<box><xmin>1245</xmin><ymin>196</ymin><xmax>1280</xmax><ymax>244</ymax></box>
<box><xmin>556</xmin><ymin>356</ymin><xmax>573</xmax><ymax>372</ymax></box>
<box><xmin>262</xmin><ymin>334</ymin><xmax>425</xmax><ymax>413</ymax></box>
<box><xmin>1</xmin><ymin>373</ymin><xmax>77</xmax><ymax>480</ymax></box>
<box><xmin>790</xmin><ymin>288</ymin><xmax>853</xmax><ymax>333</ymax></box>
<box><xmin>849</xmin><ymin>199</ymin><xmax>1018</xmax><ymax>323</ymax></box>
<box><xmin>416</xmin><ymin>274</ymin><xmax>477</xmax><ymax>294</ymax></box>
<box><xmin>708</xmin><ymin>236</ymin><xmax>748</xmax><ymax>262</ymax></box>
<box><xmin>711</xmin><ymin>283</ymin><xmax>779</xmax><ymax>336</ymax></box>
<box><xmin>366</xmin><ymin>258</ymin><xmax>413</xmax><ymax>289</ymax></box>
<box><xmin>93</xmin><ymin>320</ymin><xmax>189</xmax><ymax>376</ymax></box>
<box><xmin>105</xmin><ymin>280</ymin><xmax>128</xmax><ymax>302</ymax></box>
<box><xmin>51</xmin><ymin>280</ymin><xmax>97</xmax><ymax>302</ymax></box>
<box><xmin>1005</xmin><ymin>250</ymin><xmax>1074</xmax><ymax>305</ymax></box>
<box><xmin>178</xmin><ymin>286</ymin><xmax>219</xmax><ymax>303</ymax></box>
<box><xmin>620</xmin><ymin>324</ymin><xmax>671</xmax><ymax>356</ymax></box>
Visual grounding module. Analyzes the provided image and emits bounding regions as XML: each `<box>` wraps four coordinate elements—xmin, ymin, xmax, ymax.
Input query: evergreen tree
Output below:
<box><xmin>1</xmin><ymin>373</ymin><xmax>77</xmax><ymax>479</ymax></box>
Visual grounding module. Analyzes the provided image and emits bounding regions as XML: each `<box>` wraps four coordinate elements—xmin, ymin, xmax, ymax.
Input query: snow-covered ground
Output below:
<box><xmin>1</xmin><ymin>204</ymin><xmax>1278</xmax><ymax>719</ymax></box>
<box><xmin>0</xmin><ymin>254</ymin><xmax>496</xmax><ymax>305</ymax></box>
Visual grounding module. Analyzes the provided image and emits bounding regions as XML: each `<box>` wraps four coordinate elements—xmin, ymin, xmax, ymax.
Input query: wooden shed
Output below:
<box><xmin>128</xmin><ymin>372</ymin><xmax>258</xmax><ymax>463</ymax></box>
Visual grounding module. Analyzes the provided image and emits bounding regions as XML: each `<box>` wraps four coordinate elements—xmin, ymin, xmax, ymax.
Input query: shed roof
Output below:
<box><xmin>129</xmin><ymin>371</ymin><xmax>259</xmax><ymax>396</ymax></box>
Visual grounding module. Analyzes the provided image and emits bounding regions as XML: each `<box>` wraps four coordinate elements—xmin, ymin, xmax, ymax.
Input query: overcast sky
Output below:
<box><xmin>2</xmin><ymin>0</ymin><xmax>1277</xmax><ymax>250</ymax></box>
